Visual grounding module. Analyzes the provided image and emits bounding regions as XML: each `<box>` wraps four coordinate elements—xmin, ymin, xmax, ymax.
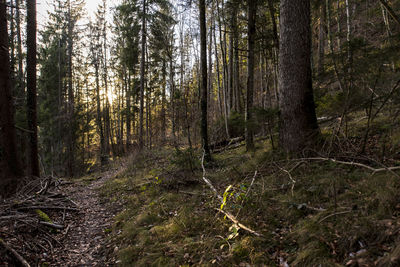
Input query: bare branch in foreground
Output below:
<box><xmin>201</xmin><ymin>150</ymin><xmax>263</xmax><ymax>237</ymax></box>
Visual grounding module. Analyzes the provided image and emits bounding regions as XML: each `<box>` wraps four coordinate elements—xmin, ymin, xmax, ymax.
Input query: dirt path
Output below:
<box><xmin>51</xmin><ymin>169</ymin><xmax>119</xmax><ymax>266</ymax></box>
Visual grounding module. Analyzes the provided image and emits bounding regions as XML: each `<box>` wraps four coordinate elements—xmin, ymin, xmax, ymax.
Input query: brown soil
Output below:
<box><xmin>51</xmin><ymin>169</ymin><xmax>119</xmax><ymax>266</ymax></box>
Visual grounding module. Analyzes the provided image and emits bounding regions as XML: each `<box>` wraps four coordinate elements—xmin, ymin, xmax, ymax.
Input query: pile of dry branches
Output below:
<box><xmin>0</xmin><ymin>176</ymin><xmax>78</xmax><ymax>266</ymax></box>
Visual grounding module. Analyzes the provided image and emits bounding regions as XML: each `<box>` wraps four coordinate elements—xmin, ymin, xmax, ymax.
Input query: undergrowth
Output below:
<box><xmin>99</xmin><ymin>134</ymin><xmax>400</xmax><ymax>266</ymax></box>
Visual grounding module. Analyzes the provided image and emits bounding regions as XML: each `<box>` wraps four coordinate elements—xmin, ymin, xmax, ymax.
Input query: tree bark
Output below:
<box><xmin>26</xmin><ymin>0</ymin><xmax>40</xmax><ymax>177</ymax></box>
<box><xmin>126</xmin><ymin>70</ymin><xmax>131</xmax><ymax>148</ymax></box>
<box><xmin>199</xmin><ymin>0</ymin><xmax>211</xmax><ymax>161</ymax></box>
<box><xmin>66</xmin><ymin>0</ymin><xmax>75</xmax><ymax>176</ymax></box>
<box><xmin>245</xmin><ymin>0</ymin><xmax>257</xmax><ymax>151</ymax></box>
<box><xmin>161</xmin><ymin>60</ymin><xmax>166</xmax><ymax>143</ymax></box>
<box><xmin>318</xmin><ymin>1</ymin><xmax>326</xmax><ymax>76</ymax></box>
<box><xmin>139</xmin><ymin>0</ymin><xmax>146</xmax><ymax>150</ymax></box>
<box><xmin>0</xmin><ymin>0</ymin><xmax>22</xmax><ymax>195</ymax></box>
<box><xmin>278</xmin><ymin>0</ymin><xmax>319</xmax><ymax>153</ymax></box>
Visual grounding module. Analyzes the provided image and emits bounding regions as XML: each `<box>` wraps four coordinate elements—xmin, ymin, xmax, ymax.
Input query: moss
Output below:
<box><xmin>35</xmin><ymin>209</ymin><xmax>52</xmax><ymax>223</ymax></box>
<box><xmin>149</xmin><ymin>219</ymin><xmax>182</xmax><ymax>241</ymax></box>
<box><xmin>98</xmin><ymin>129</ymin><xmax>400</xmax><ymax>266</ymax></box>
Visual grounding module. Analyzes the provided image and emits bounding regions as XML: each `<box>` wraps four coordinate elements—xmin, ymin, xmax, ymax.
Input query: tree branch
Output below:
<box><xmin>379</xmin><ymin>0</ymin><xmax>400</xmax><ymax>26</ymax></box>
<box><xmin>201</xmin><ymin>150</ymin><xmax>263</xmax><ymax>237</ymax></box>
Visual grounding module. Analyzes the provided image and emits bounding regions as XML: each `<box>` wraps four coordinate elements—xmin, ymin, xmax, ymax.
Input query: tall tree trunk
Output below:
<box><xmin>145</xmin><ymin>45</ymin><xmax>151</xmax><ymax>149</ymax></box>
<box><xmin>267</xmin><ymin>0</ymin><xmax>279</xmax><ymax>49</ymax></box>
<box><xmin>216</xmin><ymin>0</ymin><xmax>229</xmax><ymax>118</ymax></box>
<box><xmin>199</xmin><ymin>0</ymin><xmax>211</xmax><ymax>161</ymax></box>
<box><xmin>245</xmin><ymin>0</ymin><xmax>257</xmax><ymax>151</ymax></box>
<box><xmin>0</xmin><ymin>0</ymin><xmax>22</xmax><ymax>195</ymax></box>
<box><xmin>16</xmin><ymin>0</ymin><xmax>23</xmax><ymax>89</ymax></box>
<box><xmin>318</xmin><ymin>1</ymin><xmax>326</xmax><ymax>76</ymax></box>
<box><xmin>139</xmin><ymin>0</ymin><xmax>146</xmax><ymax>150</ymax></box>
<box><xmin>278</xmin><ymin>0</ymin><xmax>319</xmax><ymax>153</ymax></box>
<box><xmin>161</xmin><ymin>60</ymin><xmax>166</xmax><ymax>143</ymax></box>
<box><xmin>126</xmin><ymin>69</ymin><xmax>131</xmax><ymax>149</ymax></box>
<box><xmin>267</xmin><ymin>0</ymin><xmax>279</xmax><ymax>105</ymax></box>
<box><xmin>26</xmin><ymin>0</ymin><xmax>40</xmax><ymax>177</ymax></box>
<box><xmin>67</xmin><ymin>1</ymin><xmax>75</xmax><ymax>176</ymax></box>
<box><xmin>208</xmin><ymin>20</ymin><xmax>213</xmax><ymax>118</ymax></box>
<box><xmin>233</xmin><ymin>5</ymin><xmax>240</xmax><ymax>113</ymax></box>
<box><xmin>336</xmin><ymin>0</ymin><xmax>342</xmax><ymax>51</ymax></box>
<box><xmin>94</xmin><ymin>59</ymin><xmax>106</xmax><ymax>165</ymax></box>
<box><xmin>169</xmin><ymin>56</ymin><xmax>176</xmax><ymax>142</ymax></box>
<box><xmin>213</xmin><ymin>16</ymin><xmax>229</xmax><ymax>138</ymax></box>
<box><xmin>228</xmin><ymin>13</ymin><xmax>234</xmax><ymax>113</ymax></box>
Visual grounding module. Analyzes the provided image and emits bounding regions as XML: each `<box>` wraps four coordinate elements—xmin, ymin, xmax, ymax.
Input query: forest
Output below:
<box><xmin>1</xmin><ymin>0</ymin><xmax>400</xmax><ymax>265</ymax></box>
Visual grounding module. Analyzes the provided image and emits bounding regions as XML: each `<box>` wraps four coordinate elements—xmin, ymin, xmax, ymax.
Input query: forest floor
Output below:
<box><xmin>97</xmin><ymin>114</ymin><xmax>400</xmax><ymax>266</ymax></box>
<box><xmin>50</xmin><ymin>167</ymin><xmax>121</xmax><ymax>266</ymax></box>
<box><xmin>3</xmin><ymin>114</ymin><xmax>400</xmax><ymax>266</ymax></box>
<box><xmin>0</xmin><ymin>165</ymin><xmax>122</xmax><ymax>266</ymax></box>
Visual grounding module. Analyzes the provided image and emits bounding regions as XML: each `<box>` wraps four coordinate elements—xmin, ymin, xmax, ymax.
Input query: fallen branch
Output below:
<box><xmin>244</xmin><ymin>171</ymin><xmax>257</xmax><ymax>199</ymax></box>
<box><xmin>201</xmin><ymin>150</ymin><xmax>223</xmax><ymax>202</ymax></box>
<box><xmin>302</xmin><ymin>157</ymin><xmax>400</xmax><ymax>174</ymax></box>
<box><xmin>216</xmin><ymin>208</ymin><xmax>263</xmax><ymax>237</ymax></box>
<box><xmin>39</xmin><ymin>221</ymin><xmax>64</xmax><ymax>229</ymax></box>
<box><xmin>275</xmin><ymin>164</ymin><xmax>296</xmax><ymax>196</ymax></box>
<box><xmin>16</xmin><ymin>206</ymin><xmax>79</xmax><ymax>211</ymax></box>
<box><xmin>0</xmin><ymin>238</ymin><xmax>31</xmax><ymax>267</ymax></box>
<box><xmin>319</xmin><ymin>210</ymin><xmax>352</xmax><ymax>223</ymax></box>
<box><xmin>0</xmin><ymin>214</ymin><xmax>29</xmax><ymax>220</ymax></box>
<box><xmin>201</xmin><ymin>150</ymin><xmax>263</xmax><ymax>237</ymax></box>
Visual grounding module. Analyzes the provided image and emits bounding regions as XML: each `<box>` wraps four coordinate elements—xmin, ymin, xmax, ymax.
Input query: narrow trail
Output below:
<box><xmin>52</xmin><ymin>168</ymin><xmax>120</xmax><ymax>266</ymax></box>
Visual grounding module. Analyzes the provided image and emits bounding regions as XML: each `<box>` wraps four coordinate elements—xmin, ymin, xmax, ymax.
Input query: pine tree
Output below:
<box><xmin>199</xmin><ymin>0</ymin><xmax>211</xmax><ymax>161</ymax></box>
<box><xmin>245</xmin><ymin>0</ymin><xmax>257</xmax><ymax>151</ymax></box>
<box><xmin>26</xmin><ymin>0</ymin><xmax>40</xmax><ymax>177</ymax></box>
<box><xmin>278</xmin><ymin>0</ymin><xmax>319</xmax><ymax>153</ymax></box>
<box><xmin>0</xmin><ymin>0</ymin><xmax>22</xmax><ymax>196</ymax></box>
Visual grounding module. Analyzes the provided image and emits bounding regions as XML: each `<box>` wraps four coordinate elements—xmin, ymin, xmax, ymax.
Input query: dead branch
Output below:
<box><xmin>318</xmin><ymin>210</ymin><xmax>352</xmax><ymax>223</ymax></box>
<box><xmin>39</xmin><ymin>221</ymin><xmax>64</xmax><ymax>229</ymax></box>
<box><xmin>301</xmin><ymin>157</ymin><xmax>400</xmax><ymax>174</ymax></box>
<box><xmin>0</xmin><ymin>238</ymin><xmax>31</xmax><ymax>267</ymax></box>
<box><xmin>201</xmin><ymin>150</ymin><xmax>223</xmax><ymax>202</ymax></box>
<box><xmin>201</xmin><ymin>150</ymin><xmax>263</xmax><ymax>237</ymax></box>
<box><xmin>0</xmin><ymin>214</ymin><xmax>29</xmax><ymax>220</ymax></box>
<box><xmin>244</xmin><ymin>171</ymin><xmax>257</xmax><ymax>199</ymax></box>
<box><xmin>16</xmin><ymin>206</ymin><xmax>79</xmax><ymax>211</ymax></box>
<box><xmin>379</xmin><ymin>0</ymin><xmax>400</xmax><ymax>26</ymax></box>
<box><xmin>216</xmin><ymin>208</ymin><xmax>263</xmax><ymax>237</ymax></box>
<box><xmin>275</xmin><ymin>163</ymin><xmax>296</xmax><ymax>196</ymax></box>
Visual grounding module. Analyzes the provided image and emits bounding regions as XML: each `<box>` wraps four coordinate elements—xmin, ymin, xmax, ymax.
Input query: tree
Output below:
<box><xmin>199</xmin><ymin>0</ymin><xmax>211</xmax><ymax>161</ymax></box>
<box><xmin>139</xmin><ymin>0</ymin><xmax>146</xmax><ymax>150</ymax></box>
<box><xmin>245</xmin><ymin>0</ymin><xmax>257</xmax><ymax>151</ymax></box>
<box><xmin>38</xmin><ymin>0</ymin><xmax>85</xmax><ymax>176</ymax></box>
<box><xmin>278</xmin><ymin>0</ymin><xmax>319</xmax><ymax>153</ymax></box>
<box><xmin>26</xmin><ymin>0</ymin><xmax>40</xmax><ymax>177</ymax></box>
<box><xmin>0</xmin><ymin>0</ymin><xmax>22</xmax><ymax>195</ymax></box>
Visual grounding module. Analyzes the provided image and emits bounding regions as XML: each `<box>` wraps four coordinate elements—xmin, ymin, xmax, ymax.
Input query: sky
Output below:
<box><xmin>36</xmin><ymin>0</ymin><xmax>117</xmax><ymax>28</ymax></box>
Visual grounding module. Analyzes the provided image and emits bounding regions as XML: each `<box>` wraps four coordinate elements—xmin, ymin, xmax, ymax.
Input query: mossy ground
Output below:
<box><xmin>99</xmin><ymin>123</ymin><xmax>400</xmax><ymax>266</ymax></box>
